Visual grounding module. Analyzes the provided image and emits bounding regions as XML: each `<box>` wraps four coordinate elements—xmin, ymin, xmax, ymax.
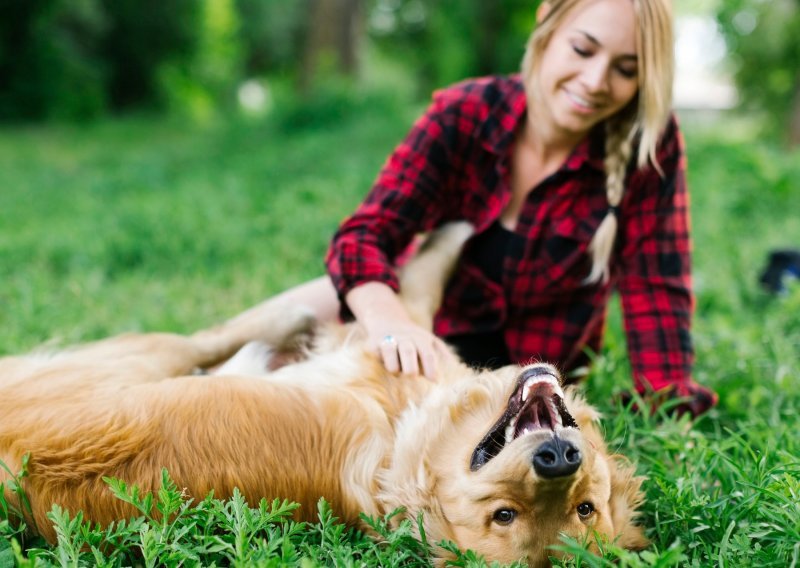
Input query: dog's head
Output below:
<box><xmin>379</xmin><ymin>362</ymin><xmax>647</xmax><ymax>566</ymax></box>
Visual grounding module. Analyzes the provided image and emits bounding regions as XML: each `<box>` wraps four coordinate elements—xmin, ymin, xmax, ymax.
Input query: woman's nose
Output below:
<box><xmin>580</xmin><ymin>59</ymin><xmax>610</xmax><ymax>94</ymax></box>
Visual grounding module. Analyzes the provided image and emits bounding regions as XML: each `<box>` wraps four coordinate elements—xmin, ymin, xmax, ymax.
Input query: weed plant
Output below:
<box><xmin>0</xmin><ymin>91</ymin><xmax>798</xmax><ymax>566</ymax></box>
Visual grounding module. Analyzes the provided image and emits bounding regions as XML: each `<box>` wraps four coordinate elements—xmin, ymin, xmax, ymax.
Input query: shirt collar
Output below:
<box><xmin>481</xmin><ymin>74</ymin><xmax>605</xmax><ymax>173</ymax></box>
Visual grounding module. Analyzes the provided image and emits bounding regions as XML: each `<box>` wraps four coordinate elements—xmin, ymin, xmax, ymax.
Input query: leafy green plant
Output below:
<box><xmin>1</xmin><ymin>465</ymin><xmax>507</xmax><ymax>566</ymax></box>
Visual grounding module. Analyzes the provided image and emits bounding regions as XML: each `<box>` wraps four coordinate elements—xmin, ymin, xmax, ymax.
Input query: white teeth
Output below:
<box><xmin>504</xmin><ymin>416</ymin><xmax>518</xmax><ymax>446</ymax></box>
<box><xmin>566</xmin><ymin>90</ymin><xmax>598</xmax><ymax>109</ymax></box>
<box><xmin>522</xmin><ymin>374</ymin><xmax>564</xmax><ymax>401</ymax></box>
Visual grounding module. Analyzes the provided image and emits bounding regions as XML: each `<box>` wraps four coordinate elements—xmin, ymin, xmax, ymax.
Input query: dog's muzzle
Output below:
<box><xmin>470</xmin><ymin>364</ymin><xmax>579</xmax><ymax>471</ymax></box>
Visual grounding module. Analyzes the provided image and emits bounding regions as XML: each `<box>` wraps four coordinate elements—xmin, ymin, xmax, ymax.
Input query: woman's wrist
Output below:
<box><xmin>345</xmin><ymin>281</ymin><xmax>413</xmax><ymax>329</ymax></box>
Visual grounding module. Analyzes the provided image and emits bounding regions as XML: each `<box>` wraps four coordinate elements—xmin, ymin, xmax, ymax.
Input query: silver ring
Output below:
<box><xmin>381</xmin><ymin>335</ymin><xmax>397</xmax><ymax>346</ymax></box>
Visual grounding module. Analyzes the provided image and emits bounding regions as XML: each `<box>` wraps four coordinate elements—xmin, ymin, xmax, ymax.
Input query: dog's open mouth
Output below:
<box><xmin>470</xmin><ymin>365</ymin><xmax>579</xmax><ymax>471</ymax></box>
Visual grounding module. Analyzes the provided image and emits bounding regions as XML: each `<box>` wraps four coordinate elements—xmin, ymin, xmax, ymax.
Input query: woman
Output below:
<box><xmin>287</xmin><ymin>0</ymin><xmax>716</xmax><ymax>416</ymax></box>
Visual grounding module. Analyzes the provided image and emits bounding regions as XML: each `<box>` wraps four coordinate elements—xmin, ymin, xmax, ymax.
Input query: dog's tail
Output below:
<box><xmin>398</xmin><ymin>221</ymin><xmax>474</xmax><ymax>332</ymax></box>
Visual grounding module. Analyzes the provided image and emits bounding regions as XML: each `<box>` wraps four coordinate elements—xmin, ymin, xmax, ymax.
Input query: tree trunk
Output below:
<box><xmin>476</xmin><ymin>1</ymin><xmax>502</xmax><ymax>76</ymax></box>
<box><xmin>299</xmin><ymin>0</ymin><xmax>362</xmax><ymax>94</ymax></box>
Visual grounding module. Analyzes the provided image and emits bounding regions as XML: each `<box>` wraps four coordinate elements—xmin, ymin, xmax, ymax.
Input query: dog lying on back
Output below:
<box><xmin>0</xmin><ymin>223</ymin><xmax>647</xmax><ymax>566</ymax></box>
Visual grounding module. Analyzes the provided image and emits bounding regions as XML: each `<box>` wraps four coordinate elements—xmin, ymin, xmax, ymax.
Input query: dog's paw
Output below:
<box><xmin>213</xmin><ymin>341</ymin><xmax>274</xmax><ymax>376</ymax></box>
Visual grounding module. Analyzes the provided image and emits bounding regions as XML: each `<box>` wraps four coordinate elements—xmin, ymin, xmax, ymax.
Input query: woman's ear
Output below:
<box><xmin>536</xmin><ymin>1</ymin><xmax>552</xmax><ymax>23</ymax></box>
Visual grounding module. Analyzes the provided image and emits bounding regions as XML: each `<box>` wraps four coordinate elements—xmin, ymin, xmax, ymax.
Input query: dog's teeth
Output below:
<box><xmin>522</xmin><ymin>380</ymin><xmax>532</xmax><ymax>402</ymax></box>
<box><xmin>504</xmin><ymin>418</ymin><xmax>517</xmax><ymax>445</ymax></box>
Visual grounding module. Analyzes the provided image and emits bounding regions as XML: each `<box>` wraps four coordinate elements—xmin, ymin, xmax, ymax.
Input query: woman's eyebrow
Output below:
<box><xmin>575</xmin><ymin>30</ymin><xmax>638</xmax><ymax>60</ymax></box>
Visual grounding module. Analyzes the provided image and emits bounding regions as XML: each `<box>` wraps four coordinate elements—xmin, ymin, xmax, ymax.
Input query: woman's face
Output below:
<box><xmin>532</xmin><ymin>0</ymin><xmax>640</xmax><ymax>141</ymax></box>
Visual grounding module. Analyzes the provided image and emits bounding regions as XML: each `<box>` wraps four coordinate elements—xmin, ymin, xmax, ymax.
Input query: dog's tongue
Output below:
<box><xmin>515</xmin><ymin>395</ymin><xmax>555</xmax><ymax>436</ymax></box>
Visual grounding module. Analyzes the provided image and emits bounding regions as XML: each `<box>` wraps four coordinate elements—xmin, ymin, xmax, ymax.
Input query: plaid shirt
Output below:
<box><xmin>326</xmin><ymin>75</ymin><xmax>715</xmax><ymax>410</ymax></box>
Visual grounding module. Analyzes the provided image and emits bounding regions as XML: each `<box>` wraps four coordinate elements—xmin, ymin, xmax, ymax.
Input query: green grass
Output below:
<box><xmin>1</xmin><ymin>92</ymin><xmax>799</xmax><ymax>566</ymax></box>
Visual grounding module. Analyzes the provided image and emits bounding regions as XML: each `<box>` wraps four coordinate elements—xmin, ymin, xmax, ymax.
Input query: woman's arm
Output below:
<box><xmin>616</xmin><ymin>115</ymin><xmax>717</xmax><ymax>416</ymax></box>
<box><xmin>326</xmin><ymin>89</ymin><xmax>464</xmax><ymax>378</ymax></box>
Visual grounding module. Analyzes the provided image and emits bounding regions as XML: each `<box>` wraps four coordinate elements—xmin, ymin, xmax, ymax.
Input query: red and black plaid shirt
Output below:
<box><xmin>326</xmin><ymin>75</ymin><xmax>714</xmax><ymax>407</ymax></box>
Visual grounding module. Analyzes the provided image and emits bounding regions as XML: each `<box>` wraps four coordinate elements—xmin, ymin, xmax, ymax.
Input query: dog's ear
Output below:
<box><xmin>607</xmin><ymin>456</ymin><xmax>649</xmax><ymax>550</ymax></box>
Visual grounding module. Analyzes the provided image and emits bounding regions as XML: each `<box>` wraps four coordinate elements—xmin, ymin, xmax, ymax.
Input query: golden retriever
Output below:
<box><xmin>0</xmin><ymin>223</ymin><xmax>647</xmax><ymax>566</ymax></box>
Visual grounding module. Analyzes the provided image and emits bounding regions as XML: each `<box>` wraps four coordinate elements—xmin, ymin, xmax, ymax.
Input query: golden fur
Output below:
<box><xmin>0</xmin><ymin>224</ymin><xmax>647</xmax><ymax>566</ymax></box>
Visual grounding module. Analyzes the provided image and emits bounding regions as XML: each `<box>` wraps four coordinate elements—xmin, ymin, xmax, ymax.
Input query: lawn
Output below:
<box><xmin>1</xmin><ymin>88</ymin><xmax>799</xmax><ymax>566</ymax></box>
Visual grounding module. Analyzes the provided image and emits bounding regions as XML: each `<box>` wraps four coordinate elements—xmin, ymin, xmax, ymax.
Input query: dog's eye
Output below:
<box><xmin>492</xmin><ymin>508</ymin><xmax>517</xmax><ymax>525</ymax></box>
<box><xmin>577</xmin><ymin>502</ymin><xmax>595</xmax><ymax>519</ymax></box>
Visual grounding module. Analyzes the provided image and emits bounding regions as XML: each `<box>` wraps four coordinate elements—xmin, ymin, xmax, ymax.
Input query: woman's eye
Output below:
<box><xmin>616</xmin><ymin>65</ymin><xmax>638</xmax><ymax>79</ymax></box>
<box><xmin>572</xmin><ymin>45</ymin><xmax>591</xmax><ymax>57</ymax></box>
<box><xmin>492</xmin><ymin>508</ymin><xmax>517</xmax><ymax>525</ymax></box>
<box><xmin>577</xmin><ymin>502</ymin><xmax>595</xmax><ymax>519</ymax></box>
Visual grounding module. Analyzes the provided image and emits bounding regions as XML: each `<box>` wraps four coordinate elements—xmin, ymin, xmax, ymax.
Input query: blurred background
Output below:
<box><xmin>1</xmin><ymin>0</ymin><xmax>799</xmax><ymax>349</ymax></box>
<box><xmin>0</xmin><ymin>0</ymin><xmax>798</xmax><ymax>144</ymax></box>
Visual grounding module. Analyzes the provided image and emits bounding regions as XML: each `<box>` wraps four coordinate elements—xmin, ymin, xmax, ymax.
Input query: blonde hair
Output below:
<box><xmin>521</xmin><ymin>0</ymin><xmax>675</xmax><ymax>283</ymax></box>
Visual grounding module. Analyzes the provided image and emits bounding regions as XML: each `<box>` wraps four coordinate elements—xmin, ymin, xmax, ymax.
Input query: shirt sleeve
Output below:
<box><xmin>615</xmin><ymin>115</ymin><xmax>704</xmax><ymax>398</ymax></box>
<box><xmin>325</xmin><ymin>92</ymin><xmax>456</xmax><ymax>305</ymax></box>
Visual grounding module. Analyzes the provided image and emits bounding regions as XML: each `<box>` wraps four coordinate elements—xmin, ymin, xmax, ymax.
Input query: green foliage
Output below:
<box><xmin>716</xmin><ymin>0</ymin><xmax>800</xmax><ymax>141</ymax></box>
<box><xmin>0</xmin><ymin>0</ymin><xmax>245</xmax><ymax>122</ymax></box>
<box><xmin>0</xmin><ymin>454</ymin><xmax>36</xmax><ymax>543</ymax></box>
<box><xmin>368</xmin><ymin>0</ymin><xmax>539</xmax><ymax>92</ymax></box>
<box><xmin>235</xmin><ymin>0</ymin><xmax>309</xmax><ymax>76</ymax></box>
<box><xmin>1</xmin><ymin>96</ymin><xmax>799</xmax><ymax>565</ymax></box>
<box><xmin>0</xmin><ymin>0</ymin><xmax>109</xmax><ymax>121</ymax></box>
<box><xmin>158</xmin><ymin>0</ymin><xmax>244</xmax><ymax>121</ymax></box>
<box><xmin>98</xmin><ymin>0</ymin><xmax>203</xmax><ymax>112</ymax></box>
<box><xmin>0</xmin><ymin>465</ymin><xmax>488</xmax><ymax>566</ymax></box>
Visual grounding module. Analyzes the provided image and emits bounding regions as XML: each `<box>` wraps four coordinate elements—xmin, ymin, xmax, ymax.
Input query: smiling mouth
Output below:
<box><xmin>470</xmin><ymin>365</ymin><xmax>579</xmax><ymax>471</ymax></box>
<box><xmin>564</xmin><ymin>89</ymin><xmax>602</xmax><ymax>111</ymax></box>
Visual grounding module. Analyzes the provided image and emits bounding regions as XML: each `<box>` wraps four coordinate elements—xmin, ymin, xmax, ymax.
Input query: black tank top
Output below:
<box><xmin>465</xmin><ymin>220</ymin><xmax>514</xmax><ymax>283</ymax></box>
<box><xmin>446</xmin><ymin>221</ymin><xmax>514</xmax><ymax>369</ymax></box>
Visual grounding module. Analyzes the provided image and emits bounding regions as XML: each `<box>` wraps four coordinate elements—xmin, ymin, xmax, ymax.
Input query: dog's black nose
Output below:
<box><xmin>532</xmin><ymin>438</ymin><xmax>582</xmax><ymax>478</ymax></box>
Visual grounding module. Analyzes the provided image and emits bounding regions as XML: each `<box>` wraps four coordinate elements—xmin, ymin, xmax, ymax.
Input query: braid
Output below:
<box><xmin>584</xmin><ymin>116</ymin><xmax>636</xmax><ymax>284</ymax></box>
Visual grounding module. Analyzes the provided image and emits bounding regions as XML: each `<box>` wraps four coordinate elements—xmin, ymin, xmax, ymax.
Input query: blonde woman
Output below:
<box><xmin>288</xmin><ymin>0</ymin><xmax>716</xmax><ymax>416</ymax></box>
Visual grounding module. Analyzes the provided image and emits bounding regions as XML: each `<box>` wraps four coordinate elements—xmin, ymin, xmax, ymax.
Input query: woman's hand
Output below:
<box><xmin>345</xmin><ymin>281</ymin><xmax>455</xmax><ymax>379</ymax></box>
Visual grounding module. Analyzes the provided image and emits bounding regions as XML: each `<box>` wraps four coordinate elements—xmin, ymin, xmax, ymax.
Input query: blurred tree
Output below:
<box><xmin>367</xmin><ymin>0</ymin><xmax>538</xmax><ymax>93</ymax></box>
<box><xmin>717</xmin><ymin>0</ymin><xmax>800</xmax><ymax>146</ymax></box>
<box><xmin>0</xmin><ymin>0</ymin><xmax>546</xmax><ymax>120</ymax></box>
<box><xmin>159</xmin><ymin>0</ymin><xmax>244</xmax><ymax>120</ymax></box>
<box><xmin>99</xmin><ymin>0</ymin><xmax>202</xmax><ymax>111</ymax></box>
<box><xmin>300</xmin><ymin>0</ymin><xmax>364</xmax><ymax>93</ymax></box>
<box><xmin>0</xmin><ymin>0</ymin><xmax>203</xmax><ymax>120</ymax></box>
<box><xmin>235</xmin><ymin>0</ymin><xmax>308</xmax><ymax>76</ymax></box>
<box><xmin>0</xmin><ymin>0</ymin><xmax>108</xmax><ymax>120</ymax></box>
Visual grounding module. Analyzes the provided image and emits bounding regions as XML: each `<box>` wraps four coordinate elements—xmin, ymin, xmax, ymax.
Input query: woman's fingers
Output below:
<box><xmin>379</xmin><ymin>335</ymin><xmax>401</xmax><ymax>373</ymax></box>
<box><xmin>397</xmin><ymin>340</ymin><xmax>420</xmax><ymax>376</ymax></box>
<box><xmin>418</xmin><ymin>342</ymin><xmax>439</xmax><ymax>379</ymax></box>
<box><xmin>374</xmin><ymin>330</ymin><xmax>444</xmax><ymax>379</ymax></box>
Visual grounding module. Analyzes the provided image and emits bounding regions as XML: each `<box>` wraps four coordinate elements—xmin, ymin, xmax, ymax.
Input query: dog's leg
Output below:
<box><xmin>398</xmin><ymin>221</ymin><xmax>474</xmax><ymax>331</ymax></box>
<box><xmin>188</xmin><ymin>299</ymin><xmax>316</xmax><ymax>369</ymax></box>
